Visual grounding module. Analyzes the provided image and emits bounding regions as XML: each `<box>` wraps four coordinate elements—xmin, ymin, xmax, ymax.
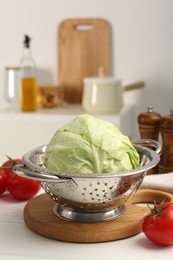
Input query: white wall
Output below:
<box><xmin>0</xmin><ymin>0</ymin><xmax>173</xmax><ymax>137</ymax></box>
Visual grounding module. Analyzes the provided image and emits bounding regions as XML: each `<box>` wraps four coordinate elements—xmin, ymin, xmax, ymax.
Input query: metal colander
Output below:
<box><xmin>13</xmin><ymin>139</ymin><xmax>161</xmax><ymax>223</ymax></box>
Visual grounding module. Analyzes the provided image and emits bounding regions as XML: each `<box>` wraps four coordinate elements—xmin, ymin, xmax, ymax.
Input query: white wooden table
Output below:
<box><xmin>1</xmin><ymin>188</ymin><xmax>173</xmax><ymax>260</ymax></box>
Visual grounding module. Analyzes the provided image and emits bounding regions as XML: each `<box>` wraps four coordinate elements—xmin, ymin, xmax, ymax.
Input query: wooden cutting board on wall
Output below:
<box><xmin>58</xmin><ymin>18</ymin><xmax>111</xmax><ymax>103</ymax></box>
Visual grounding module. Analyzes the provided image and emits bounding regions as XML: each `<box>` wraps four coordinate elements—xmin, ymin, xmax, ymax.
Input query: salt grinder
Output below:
<box><xmin>158</xmin><ymin>110</ymin><xmax>173</xmax><ymax>173</ymax></box>
<box><xmin>137</xmin><ymin>106</ymin><xmax>161</xmax><ymax>174</ymax></box>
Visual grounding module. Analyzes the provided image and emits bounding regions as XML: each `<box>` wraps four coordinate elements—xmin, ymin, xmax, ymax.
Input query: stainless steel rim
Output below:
<box><xmin>20</xmin><ymin>139</ymin><xmax>161</xmax><ymax>180</ymax></box>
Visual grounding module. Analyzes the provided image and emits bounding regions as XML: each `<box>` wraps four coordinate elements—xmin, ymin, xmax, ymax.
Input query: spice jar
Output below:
<box><xmin>5</xmin><ymin>67</ymin><xmax>20</xmax><ymax>107</ymax></box>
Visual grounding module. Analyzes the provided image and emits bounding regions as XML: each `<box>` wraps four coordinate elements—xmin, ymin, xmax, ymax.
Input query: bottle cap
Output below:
<box><xmin>24</xmin><ymin>35</ymin><xmax>31</xmax><ymax>48</ymax></box>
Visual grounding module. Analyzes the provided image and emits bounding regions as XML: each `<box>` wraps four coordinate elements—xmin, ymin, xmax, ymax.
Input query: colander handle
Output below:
<box><xmin>132</xmin><ymin>139</ymin><xmax>162</xmax><ymax>155</ymax></box>
<box><xmin>13</xmin><ymin>164</ymin><xmax>71</xmax><ymax>183</ymax></box>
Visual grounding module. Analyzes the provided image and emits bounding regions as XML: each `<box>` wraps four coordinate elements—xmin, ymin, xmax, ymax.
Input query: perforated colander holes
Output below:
<box><xmin>44</xmin><ymin>185</ymin><xmax>66</xmax><ymax>205</ymax></box>
<box><xmin>42</xmin><ymin>183</ymin><xmax>50</xmax><ymax>193</ymax></box>
<box><xmin>102</xmin><ymin>182</ymin><xmax>116</xmax><ymax>200</ymax></box>
<box><xmin>81</xmin><ymin>184</ymin><xmax>112</xmax><ymax>202</ymax></box>
<box><xmin>44</xmin><ymin>189</ymin><xmax>57</xmax><ymax>202</ymax></box>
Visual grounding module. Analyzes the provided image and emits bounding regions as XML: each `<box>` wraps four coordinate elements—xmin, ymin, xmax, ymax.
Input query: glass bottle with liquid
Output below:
<box><xmin>20</xmin><ymin>35</ymin><xmax>37</xmax><ymax>111</ymax></box>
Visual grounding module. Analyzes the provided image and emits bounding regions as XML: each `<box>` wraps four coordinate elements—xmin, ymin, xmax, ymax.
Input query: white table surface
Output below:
<box><xmin>1</xmin><ymin>187</ymin><xmax>173</xmax><ymax>260</ymax></box>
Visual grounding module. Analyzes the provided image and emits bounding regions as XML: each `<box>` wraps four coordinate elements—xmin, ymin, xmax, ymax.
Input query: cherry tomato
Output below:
<box><xmin>7</xmin><ymin>172</ymin><xmax>41</xmax><ymax>200</ymax></box>
<box><xmin>2</xmin><ymin>158</ymin><xmax>23</xmax><ymax>175</ymax></box>
<box><xmin>0</xmin><ymin>169</ymin><xmax>8</xmax><ymax>194</ymax></box>
<box><xmin>142</xmin><ymin>201</ymin><xmax>173</xmax><ymax>246</ymax></box>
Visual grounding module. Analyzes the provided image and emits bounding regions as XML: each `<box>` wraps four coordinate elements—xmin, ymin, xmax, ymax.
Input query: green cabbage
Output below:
<box><xmin>45</xmin><ymin>114</ymin><xmax>139</xmax><ymax>174</ymax></box>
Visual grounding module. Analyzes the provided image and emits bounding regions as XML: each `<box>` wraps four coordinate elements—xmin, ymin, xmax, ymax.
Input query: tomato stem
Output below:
<box><xmin>146</xmin><ymin>198</ymin><xmax>173</xmax><ymax>223</ymax></box>
<box><xmin>0</xmin><ymin>156</ymin><xmax>22</xmax><ymax>170</ymax></box>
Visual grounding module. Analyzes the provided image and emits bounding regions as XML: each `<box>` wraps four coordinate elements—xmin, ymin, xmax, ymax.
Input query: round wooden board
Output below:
<box><xmin>24</xmin><ymin>189</ymin><xmax>173</xmax><ymax>243</ymax></box>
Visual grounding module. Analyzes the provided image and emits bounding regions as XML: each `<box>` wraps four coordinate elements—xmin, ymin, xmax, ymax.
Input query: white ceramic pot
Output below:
<box><xmin>82</xmin><ymin>77</ymin><xmax>123</xmax><ymax>114</ymax></box>
<box><xmin>82</xmin><ymin>77</ymin><xmax>145</xmax><ymax>114</ymax></box>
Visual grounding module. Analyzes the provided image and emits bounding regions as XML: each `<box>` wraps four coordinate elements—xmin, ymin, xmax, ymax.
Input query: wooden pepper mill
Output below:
<box><xmin>158</xmin><ymin>110</ymin><xmax>173</xmax><ymax>173</ymax></box>
<box><xmin>137</xmin><ymin>106</ymin><xmax>161</xmax><ymax>174</ymax></box>
<box><xmin>137</xmin><ymin>106</ymin><xmax>161</xmax><ymax>141</ymax></box>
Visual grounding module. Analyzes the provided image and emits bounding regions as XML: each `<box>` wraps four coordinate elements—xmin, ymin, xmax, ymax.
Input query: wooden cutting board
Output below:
<box><xmin>58</xmin><ymin>18</ymin><xmax>111</xmax><ymax>103</ymax></box>
<box><xmin>24</xmin><ymin>189</ymin><xmax>173</xmax><ymax>243</ymax></box>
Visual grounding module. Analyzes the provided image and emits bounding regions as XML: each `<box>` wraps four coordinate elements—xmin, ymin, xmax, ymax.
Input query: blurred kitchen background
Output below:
<box><xmin>0</xmin><ymin>0</ymin><xmax>173</xmax><ymax>161</ymax></box>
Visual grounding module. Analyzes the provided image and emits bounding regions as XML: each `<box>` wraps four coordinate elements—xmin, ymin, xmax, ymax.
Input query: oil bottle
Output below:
<box><xmin>20</xmin><ymin>35</ymin><xmax>37</xmax><ymax>111</ymax></box>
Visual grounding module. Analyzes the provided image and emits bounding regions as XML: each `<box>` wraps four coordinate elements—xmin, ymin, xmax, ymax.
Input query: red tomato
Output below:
<box><xmin>7</xmin><ymin>172</ymin><xmax>41</xmax><ymax>200</ymax></box>
<box><xmin>142</xmin><ymin>201</ymin><xmax>173</xmax><ymax>246</ymax></box>
<box><xmin>0</xmin><ymin>169</ymin><xmax>8</xmax><ymax>194</ymax></box>
<box><xmin>2</xmin><ymin>158</ymin><xmax>23</xmax><ymax>175</ymax></box>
